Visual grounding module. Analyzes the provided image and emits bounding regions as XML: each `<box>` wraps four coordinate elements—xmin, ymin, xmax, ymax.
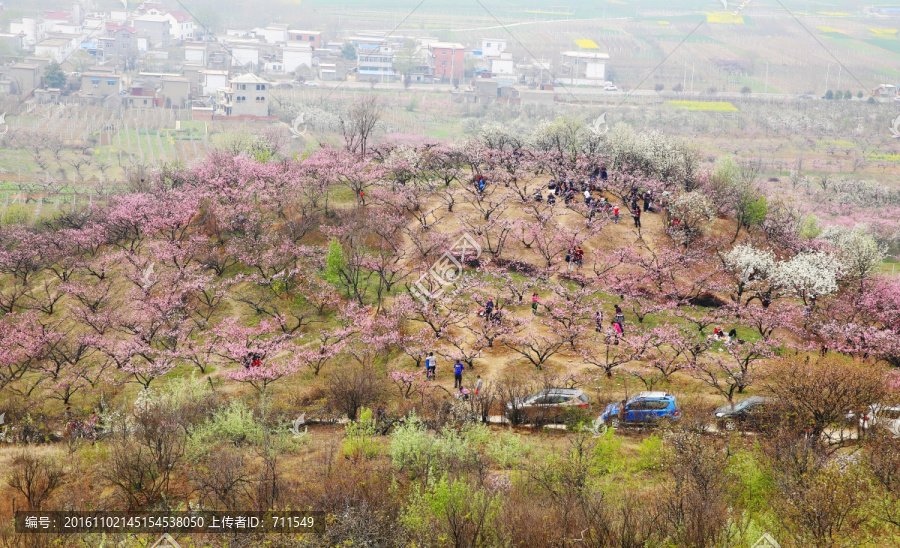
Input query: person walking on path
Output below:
<box><xmin>425</xmin><ymin>352</ymin><xmax>436</xmax><ymax>380</ymax></box>
<box><xmin>565</xmin><ymin>249</ymin><xmax>574</xmax><ymax>271</ymax></box>
<box><xmin>453</xmin><ymin>360</ymin><xmax>465</xmax><ymax>389</ymax></box>
<box><xmin>613</xmin><ymin>206</ymin><xmax>620</xmax><ymax>224</ymax></box>
<box><xmin>574</xmin><ymin>247</ymin><xmax>584</xmax><ymax>268</ymax></box>
<box><xmin>643</xmin><ymin>191</ymin><xmax>652</xmax><ymax>212</ymax></box>
<box><xmin>475</xmin><ymin>375</ymin><xmax>483</xmax><ymax>395</ymax></box>
<box><xmin>613</xmin><ymin>320</ymin><xmax>624</xmax><ymax>341</ymax></box>
<box><xmin>632</xmin><ymin>207</ymin><xmax>641</xmax><ymax>228</ymax></box>
<box><xmin>532</xmin><ymin>292</ymin><xmax>539</xmax><ymax>315</ymax></box>
<box><xmin>600</xmin><ymin>164</ymin><xmax>608</xmax><ymax>182</ymax></box>
<box><xmin>614</xmin><ymin>305</ymin><xmax>625</xmax><ymax>325</ymax></box>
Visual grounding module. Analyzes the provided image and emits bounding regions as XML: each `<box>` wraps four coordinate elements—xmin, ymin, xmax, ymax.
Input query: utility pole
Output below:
<box><xmin>825</xmin><ymin>63</ymin><xmax>830</xmax><ymax>93</ymax></box>
<box><xmin>764</xmin><ymin>61</ymin><xmax>769</xmax><ymax>93</ymax></box>
<box><xmin>690</xmin><ymin>62</ymin><xmax>695</xmax><ymax>94</ymax></box>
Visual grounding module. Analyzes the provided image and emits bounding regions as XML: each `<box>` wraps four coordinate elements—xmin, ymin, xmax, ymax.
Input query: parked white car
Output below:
<box><xmin>604</xmin><ymin>85</ymin><xmax>618</xmax><ymax>91</ymax></box>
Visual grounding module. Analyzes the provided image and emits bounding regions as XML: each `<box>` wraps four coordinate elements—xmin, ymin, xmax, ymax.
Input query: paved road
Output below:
<box><xmin>292</xmin><ymin>81</ymin><xmax>852</xmax><ymax>105</ymax></box>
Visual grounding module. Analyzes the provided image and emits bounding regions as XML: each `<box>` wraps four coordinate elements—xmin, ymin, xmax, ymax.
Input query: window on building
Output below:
<box><xmin>309</xmin><ymin>36</ymin><xmax>314</xmax><ymax>41</ymax></box>
<box><xmin>256</xmin><ymin>84</ymin><xmax>260</xmax><ymax>90</ymax></box>
<box><xmin>441</xmin><ymin>61</ymin><xmax>446</xmax><ymax>66</ymax></box>
<box><xmin>260</xmin><ymin>84</ymin><xmax>265</xmax><ymax>90</ymax></box>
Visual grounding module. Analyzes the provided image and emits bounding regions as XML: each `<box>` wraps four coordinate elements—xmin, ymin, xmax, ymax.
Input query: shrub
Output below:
<box><xmin>486</xmin><ymin>431</ymin><xmax>531</xmax><ymax>469</ymax></box>
<box><xmin>5</xmin><ymin>450</ymin><xmax>66</xmax><ymax>510</ymax></box>
<box><xmin>102</xmin><ymin>397</ymin><xmax>186</xmax><ymax>510</ymax></box>
<box><xmin>401</xmin><ymin>477</ymin><xmax>501</xmax><ymax>548</ymax></box>
<box><xmin>389</xmin><ymin>413</ymin><xmax>483</xmax><ymax>481</ymax></box>
<box><xmin>343</xmin><ymin>407</ymin><xmax>380</xmax><ymax>460</ymax></box>
<box><xmin>189</xmin><ymin>400</ymin><xmax>265</xmax><ymax>453</ymax></box>
<box><xmin>2</xmin><ymin>204</ymin><xmax>33</xmax><ymax>226</ymax></box>
<box><xmin>635</xmin><ymin>434</ymin><xmax>666</xmax><ymax>471</ymax></box>
<box><xmin>325</xmin><ymin>364</ymin><xmax>383</xmax><ymax>420</ymax></box>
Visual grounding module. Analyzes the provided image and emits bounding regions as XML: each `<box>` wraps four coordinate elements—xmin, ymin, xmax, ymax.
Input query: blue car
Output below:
<box><xmin>595</xmin><ymin>392</ymin><xmax>680</xmax><ymax>430</ymax></box>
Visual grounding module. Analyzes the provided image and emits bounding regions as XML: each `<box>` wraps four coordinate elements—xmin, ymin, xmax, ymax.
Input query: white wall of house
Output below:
<box><xmin>10</xmin><ymin>18</ymin><xmax>46</xmax><ymax>46</ymax></box>
<box><xmin>481</xmin><ymin>39</ymin><xmax>506</xmax><ymax>57</ymax></box>
<box><xmin>185</xmin><ymin>47</ymin><xmax>205</xmax><ymax>64</ymax></box>
<box><xmin>230</xmin><ymin>47</ymin><xmax>259</xmax><ymax>69</ymax></box>
<box><xmin>202</xmin><ymin>72</ymin><xmax>228</xmax><ymax>95</ymax></box>
<box><xmin>585</xmin><ymin>62</ymin><xmax>605</xmax><ymax>80</ymax></box>
<box><xmin>283</xmin><ymin>46</ymin><xmax>312</xmax><ymax>73</ymax></box>
<box><xmin>164</xmin><ymin>15</ymin><xmax>194</xmax><ymax>41</ymax></box>
<box><xmin>254</xmin><ymin>27</ymin><xmax>286</xmax><ymax>43</ymax></box>
<box><xmin>491</xmin><ymin>58</ymin><xmax>514</xmax><ymax>75</ymax></box>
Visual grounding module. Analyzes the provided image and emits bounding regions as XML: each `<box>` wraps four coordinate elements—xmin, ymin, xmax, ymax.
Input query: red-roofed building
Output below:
<box><xmin>100</xmin><ymin>23</ymin><xmax>137</xmax><ymax>68</ymax></box>
<box><xmin>43</xmin><ymin>10</ymin><xmax>70</xmax><ymax>20</ymax></box>
<box><xmin>163</xmin><ymin>10</ymin><xmax>193</xmax><ymax>42</ymax></box>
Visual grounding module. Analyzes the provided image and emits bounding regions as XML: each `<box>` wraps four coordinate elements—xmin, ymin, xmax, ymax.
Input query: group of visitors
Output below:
<box><xmin>711</xmin><ymin>327</ymin><xmax>741</xmax><ymax>345</ymax></box>
<box><xmin>424</xmin><ymin>351</ymin><xmax>483</xmax><ymax>400</ymax></box>
<box><xmin>478</xmin><ymin>297</ymin><xmax>502</xmax><ymax>323</ymax></box>
<box><xmin>532</xmin><ymin>166</ymin><xmax>667</xmax><ymax>232</ymax></box>
<box><xmin>241</xmin><ymin>353</ymin><xmax>262</xmax><ymax>369</ymax></box>
<box><xmin>564</xmin><ymin>247</ymin><xmax>585</xmax><ymax>271</ymax></box>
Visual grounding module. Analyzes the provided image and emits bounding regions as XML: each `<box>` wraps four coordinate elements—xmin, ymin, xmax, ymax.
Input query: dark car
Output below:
<box><xmin>714</xmin><ymin>396</ymin><xmax>775</xmax><ymax>431</ymax></box>
<box><xmin>596</xmin><ymin>392</ymin><xmax>680</xmax><ymax>430</ymax></box>
<box><xmin>505</xmin><ymin>388</ymin><xmax>591</xmax><ymax>425</ymax></box>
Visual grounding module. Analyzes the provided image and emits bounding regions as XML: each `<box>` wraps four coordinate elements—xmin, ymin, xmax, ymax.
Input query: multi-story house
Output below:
<box><xmin>427</xmin><ymin>42</ymin><xmax>465</xmax><ymax>82</ymax></box>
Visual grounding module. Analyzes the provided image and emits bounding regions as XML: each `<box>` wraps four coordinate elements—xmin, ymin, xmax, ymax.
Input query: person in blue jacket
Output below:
<box><xmin>453</xmin><ymin>360</ymin><xmax>465</xmax><ymax>389</ymax></box>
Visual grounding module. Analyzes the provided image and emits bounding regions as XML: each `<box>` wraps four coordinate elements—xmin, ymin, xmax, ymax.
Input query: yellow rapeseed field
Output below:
<box><xmin>706</xmin><ymin>12</ymin><xmax>744</xmax><ymax>24</ymax></box>
<box><xmin>574</xmin><ymin>39</ymin><xmax>600</xmax><ymax>49</ymax></box>
<box><xmin>666</xmin><ymin>101</ymin><xmax>739</xmax><ymax>112</ymax></box>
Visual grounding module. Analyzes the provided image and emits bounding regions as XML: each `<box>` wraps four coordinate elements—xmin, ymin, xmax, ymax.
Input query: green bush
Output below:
<box><xmin>343</xmin><ymin>407</ymin><xmax>380</xmax><ymax>460</ymax></box>
<box><xmin>592</xmin><ymin>428</ymin><xmax>626</xmax><ymax>473</ymax></box>
<box><xmin>2</xmin><ymin>204</ymin><xmax>33</xmax><ymax>225</ymax></box>
<box><xmin>390</xmin><ymin>413</ymin><xmax>483</xmax><ymax>480</ymax></box>
<box><xmin>486</xmin><ymin>431</ymin><xmax>531</xmax><ymax>469</ymax></box>
<box><xmin>400</xmin><ymin>477</ymin><xmax>502</xmax><ymax>546</ymax></box>
<box><xmin>635</xmin><ymin>434</ymin><xmax>665</xmax><ymax>471</ymax></box>
<box><xmin>561</xmin><ymin>406</ymin><xmax>593</xmax><ymax>430</ymax></box>
<box><xmin>189</xmin><ymin>400</ymin><xmax>265</xmax><ymax>453</ymax></box>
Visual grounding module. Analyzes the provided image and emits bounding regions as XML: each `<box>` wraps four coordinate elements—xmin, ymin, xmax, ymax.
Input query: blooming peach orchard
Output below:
<box><xmin>1</xmin><ymin>118</ymin><xmax>899</xmax><ymax>548</ymax></box>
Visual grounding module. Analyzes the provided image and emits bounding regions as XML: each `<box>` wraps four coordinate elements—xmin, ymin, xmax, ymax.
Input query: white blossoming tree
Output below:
<box><xmin>820</xmin><ymin>226</ymin><xmax>886</xmax><ymax>286</ymax></box>
<box><xmin>719</xmin><ymin>244</ymin><xmax>778</xmax><ymax>304</ymax></box>
<box><xmin>772</xmin><ymin>251</ymin><xmax>842</xmax><ymax>307</ymax></box>
<box><xmin>668</xmin><ymin>191</ymin><xmax>715</xmax><ymax>246</ymax></box>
